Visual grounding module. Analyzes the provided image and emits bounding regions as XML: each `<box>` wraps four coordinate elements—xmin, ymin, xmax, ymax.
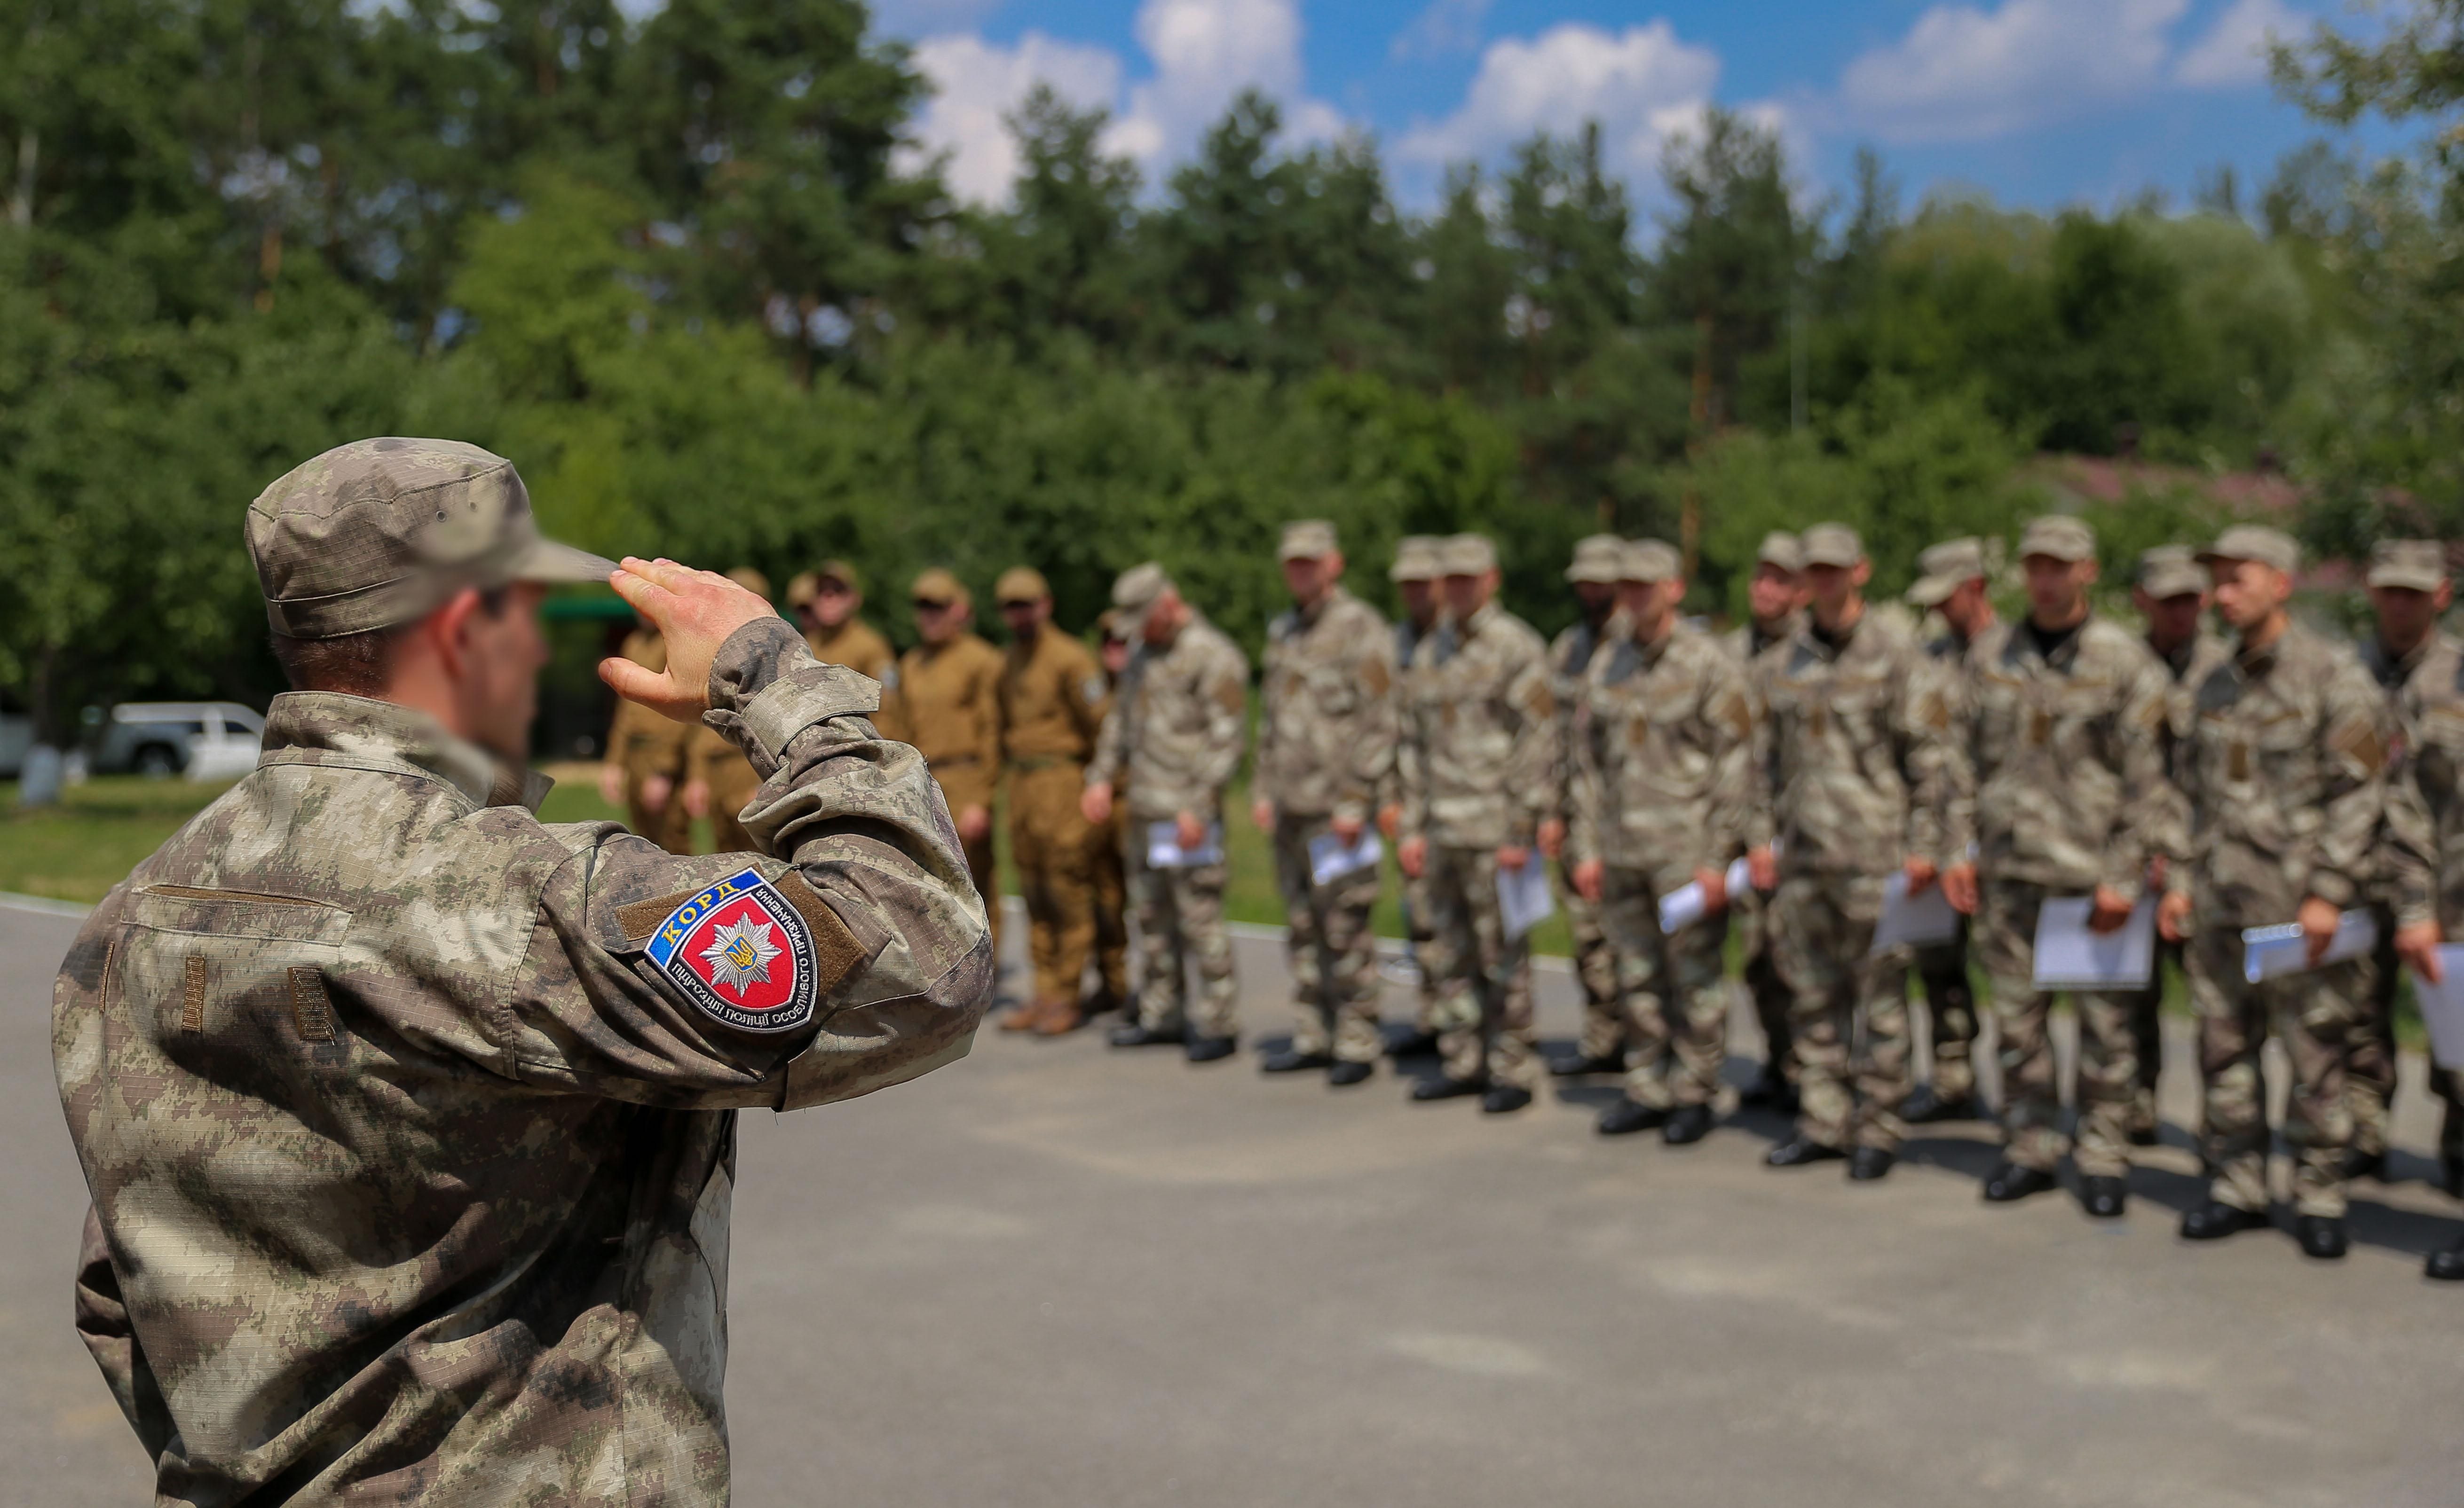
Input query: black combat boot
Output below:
<box><xmin>1595</xmin><ymin>1098</ymin><xmax>1666</xmax><ymax>1137</ymax></box>
<box><xmin>1327</xmin><ymin>1060</ymin><xmax>1374</xmax><ymax>1087</ymax></box>
<box><xmin>1410</xmin><ymin>1076</ymin><xmax>1483</xmax><ymax>1103</ymax></box>
<box><xmin>1982</xmin><ymin>1162</ymin><xmax>2058</xmax><ymax>1203</ymax></box>
<box><xmin>1109</xmin><ymin>1023</ymin><xmax>1183</xmax><ymax>1048</ymax></box>
<box><xmin>1481</xmin><ymin>1085</ymin><xmax>1533</xmax><ymax>1114</ymax></box>
<box><xmin>2078</xmin><ymin>1177</ymin><xmax>2128</xmax><ymax>1219</ymax></box>
<box><xmin>2180</xmin><ymin>1201</ymin><xmax>2271</xmax><ymax>1241</ymax></box>
<box><xmin>1551</xmin><ymin>1052</ymin><xmax>1624</xmax><ymax>1077</ymax></box>
<box><xmin>1766</xmin><ymin>1137</ymin><xmax>1846</xmax><ymax>1168</ymax></box>
<box><xmin>1184</xmin><ymin>1036</ymin><xmax>1237</xmax><ymax>1064</ymax></box>
<box><xmin>1260</xmin><ymin>1049</ymin><xmax>1333</xmax><ymax>1074</ymax></box>
<box><xmin>2427</xmin><ymin>1237</ymin><xmax>2464</xmax><ymax>1282</ymax></box>
<box><xmin>1848</xmin><ymin>1146</ymin><xmax>1896</xmax><ymax>1181</ymax></box>
<box><xmin>1661</xmin><ymin>1104</ymin><xmax>1715</xmax><ymax>1146</ymax></box>
<box><xmin>2295</xmin><ymin>1215</ymin><xmax>2349</xmax><ymax>1260</ymax></box>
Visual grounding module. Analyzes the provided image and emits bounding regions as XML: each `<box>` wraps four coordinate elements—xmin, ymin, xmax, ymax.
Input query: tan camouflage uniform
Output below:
<box><xmin>2378</xmin><ymin>633</ymin><xmax>2464</xmax><ymax>1186</ymax></box>
<box><xmin>1402</xmin><ymin>598</ymin><xmax>1556</xmax><ymax>1091</ymax></box>
<box><xmin>1257</xmin><ymin>575</ymin><xmax>1396</xmax><ymax>1065</ymax></box>
<box><xmin>1724</xmin><ymin>611</ymin><xmax>1801</xmax><ymax>1078</ymax></box>
<box><xmin>1913</xmin><ymin>616</ymin><xmax>1982</xmax><ymax>1104</ymax></box>
<box><xmin>1943</xmin><ymin>608</ymin><xmax>2174</xmax><ymax>1178</ymax></box>
<box><xmin>2124</xmin><ymin>621</ymin><xmax>2233</xmax><ymax>1135</ymax></box>
<box><xmin>1385</xmin><ymin>537</ymin><xmax>1449</xmax><ymax>1041</ymax></box>
<box><xmin>2172</xmin><ymin>620</ymin><xmax>2388</xmax><ymax>1220</ymax></box>
<box><xmin>1572</xmin><ymin>617</ymin><xmax>1755</xmax><ymax>1110</ymax></box>
<box><xmin>1089</xmin><ymin>603</ymin><xmax>1250</xmax><ymax>1041</ymax></box>
<box><xmin>59</xmin><ymin>610</ymin><xmax>989</xmax><ymax>1500</ymax></box>
<box><xmin>1749</xmin><ymin>601</ymin><xmax>1952</xmax><ymax>1154</ymax></box>
<box><xmin>1550</xmin><ymin>608</ymin><xmax>1628</xmax><ymax>1065</ymax></box>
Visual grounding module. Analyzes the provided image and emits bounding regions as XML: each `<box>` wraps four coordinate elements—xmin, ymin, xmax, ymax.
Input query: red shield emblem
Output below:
<box><xmin>646</xmin><ymin>868</ymin><xmax>819</xmax><ymax>1033</ymax></box>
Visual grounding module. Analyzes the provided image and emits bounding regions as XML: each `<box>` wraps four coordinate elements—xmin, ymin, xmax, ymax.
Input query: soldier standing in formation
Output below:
<box><xmin>1939</xmin><ymin>517</ymin><xmax>2172</xmax><ymax>1219</ymax></box>
<box><xmin>1544</xmin><ymin>534</ymin><xmax>1635</xmax><ymax>1079</ymax></box>
<box><xmin>1252</xmin><ymin>522</ymin><xmax>1397</xmax><ymax>1086</ymax></box>
<box><xmin>882</xmin><ymin>568</ymin><xmax>1008</xmax><ymax>970</ymax></box>
<box><xmin>1091</xmin><ymin>610</ymin><xmax>1136</xmax><ymax>1013</ymax></box>
<box><xmin>1572</xmin><ymin>540</ymin><xmax>1756</xmax><ymax>1145</ymax></box>
<box><xmin>2350</xmin><ymin>540</ymin><xmax>2458</xmax><ymax>1181</ymax></box>
<box><xmin>1085</xmin><ymin>564</ymin><xmax>1250</xmax><ymax>1061</ymax></box>
<box><xmin>601</xmin><ymin>615</ymin><xmax>694</xmax><ymax>854</ymax></box>
<box><xmin>1748</xmin><ymin>524</ymin><xmax>1951</xmax><ymax>1181</ymax></box>
<box><xmin>1380</xmin><ymin>536</ymin><xmax>1450</xmax><ymax>1057</ymax></box>
<box><xmin>682</xmin><ymin>566</ymin><xmax>775</xmax><ymax>853</ymax></box>
<box><xmin>2162</xmin><ymin>526</ymin><xmax>2388</xmax><ymax>1260</ymax></box>
<box><xmin>1398</xmin><ymin>535</ymin><xmax>1557</xmax><ymax>1114</ymax></box>
<box><xmin>995</xmin><ymin>566</ymin><xmax>1114</xmax><ymax>1036</ymax></box>
<box><xmin>1902</xmin><ymin>538</ymin><xmax>1994</xmax><ymax>1125</ymax></box>
<box><xmin>787</xmin><ymin>559</ymin><xmax>899</xmax><ymax>682</ymax></box>
<box><xmin>1727</xmin><ymin>531</ymin><xmax>1805</xmax><ymax>1111</ymax></box>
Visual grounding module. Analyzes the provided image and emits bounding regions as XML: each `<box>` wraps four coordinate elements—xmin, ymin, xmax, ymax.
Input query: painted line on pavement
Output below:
<box><xmin>0</xmin><ymin>892</ymin><xmax>93</xmax><ymax>919</ymax></box>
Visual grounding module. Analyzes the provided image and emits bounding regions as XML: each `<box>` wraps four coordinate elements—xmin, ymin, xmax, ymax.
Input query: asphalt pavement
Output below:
<box><xmin>7</xmin><ymin>894</ymin><xmax>2460</xmax><ymax>1508</ymax></box>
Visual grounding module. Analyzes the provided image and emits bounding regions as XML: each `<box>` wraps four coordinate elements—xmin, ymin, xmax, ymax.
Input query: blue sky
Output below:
<box><xmin>872</xmin><ymin>0</ymin><xmax>2393</xmax><ymax>220</ymax></box>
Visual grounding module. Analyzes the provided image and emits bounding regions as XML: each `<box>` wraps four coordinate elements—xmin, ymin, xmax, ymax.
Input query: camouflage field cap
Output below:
<box><xmin>2367</xmin><ymin>539</ymin><xmax>2446</xmax><ymax>592</ymax></box>
<box><xmin>1278</xmin><ymin>520</ymin><xmax>1338</xmax><ymax>561</ymax></box>
<box><xmin>1390</xmin><ymin>535</ymin><xmax>1445</xmax><ymax>583</ymax></box>
<box><xmin>1565</xmin><ymin>534</ymin><xmax>1627</xmax><ymax>584</ymax></box>
<box><xmin>2018</xmin><ymin>515</ymin><xmax>2095</xmax><ymax>564</ymax></box>
<box><xmin>1097</xmin><ymin>606</ymin><xmax>1129</xmax><ymax>642</ymax></box>
<box><xmin>1906</xmin><ymin>537</ymin><xmax>1987</xmax><ymax>607</ymax></box>
<box><xmin>1755</xmin><ymin>531</ymin><xmax>1803</xmax><ymax>573</ymax></box>
<box><xmin>1800</xmin><ymin>523</ymin><xmax>1864</xmax><ymax>569</ymax></box>
<box><xmin>248</xmin><ymin>437</ymin><xmax>614</xmax><ymax>640</ymax></box>
<box><xmin>911</xmin><ymin>567</ymin><xmax>968</xmax><ymax>608</ymax></box>
<box><xmin>1112</xmin><ymin>561</ymin><xmax>1175</xmax><ymax>634</ymax></box>
<box><xmin>2198</xmin><ymin>524</ymin><xmax>2300</xmax><ymax>576</ymax></box>
<box><xmin>1620</xmin><ymin>539</ymin><xmax>1682</xmax><ymax>584</ymax></box>
<box><xmin>1439</xmin><ymin>534</ymin><xmax>1497</xmax><ymax>576</ymax></box>
<box><xmin>996</xmin><ymin>566</ymin><xmax>1051</xmax><ymax>605</ymax></box>
<box><xmin>2136</xmin><ymin>545</ymin><xmax>2206</xmax><ymax>599</ymax></box>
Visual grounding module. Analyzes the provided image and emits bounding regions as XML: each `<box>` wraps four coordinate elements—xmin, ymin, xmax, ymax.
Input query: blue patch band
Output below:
<box><xmin>645</xmin><ymin>867</ymin><xmax>767</xmax><ymax>971</ymax></box>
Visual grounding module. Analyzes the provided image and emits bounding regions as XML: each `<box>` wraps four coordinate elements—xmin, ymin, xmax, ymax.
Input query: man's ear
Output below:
<box><xmin>1851</xmin><ymin>559</ymin><xmax>1873</xmax><ymax>589</ymax></box>
<box><xmin>425</xmin><ymin>587</ymin><xmax>485</xmax><ymax>681</ymax></box>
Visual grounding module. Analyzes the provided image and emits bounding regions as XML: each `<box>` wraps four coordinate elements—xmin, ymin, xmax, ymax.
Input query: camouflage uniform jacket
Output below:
<box><xmin>1942</xmin><ymin>614</ymin><xmax>2175</xmax><ymax>899</ymax></box>
<box><xmin>1376</xmin><ymin>615</ymin><xmax>1445</xmax><ymax>816</ymax></box>
<box><xmin>1088</xmin><ymin>611</ymin><xmax>1250</xmax><ymax>821</ymax></box>
<box><xmin>1546</xmin><ymin>614</ymin><xmax>1620</xmax><ymax>825</ymax></box>
<box><xmin>2148</xmin><ymin>630</ymin><xmax>2235</xmax><ymax>867</ymax></box>
<box><xmin>609</xmin><ymin>628</ymin><xmax>690</xmax><ymax>783</ymax></box>
<box><xmin>2375</xmin><ymin>634</ymin><xmax>2464</xmax><ymax>928</ymax></box>
<box><xmin>2361</xmin><ymin>630</ymin><xmax>2464</xmax><ymax>906</ymax></box>
<box><xmin>1569</xmin><ymin>621</ymin><xmax>1755</xmax><ymax>890</ymax></box>
<box><xmin>1400</xmin><ymin>601</ymin><xmax>1555</xmax><ymax>850</ymax></box>
<box><xmin>54</xmin><ymin>618</ymin><xmax>992</xmax><ymax>1507</ymax></box>
<box><xmin>2168</xmin><ymin>620</ymin><xmax>2388</xmax><ymax>924</ymax></box>
<box><xmin>1722</xmin><ymin>612</ymin><xmax>1799</xmax><ymax>670</ymax></box>
<box><xmin>1746</xmin><ymin>605</ymin><xmax>1953</xmax><ymax>876</ymax></box>
<box><xmin>1254</xmin><ymin>586</ymin><xmax>1395</xmax><ymax>823</ymax></box>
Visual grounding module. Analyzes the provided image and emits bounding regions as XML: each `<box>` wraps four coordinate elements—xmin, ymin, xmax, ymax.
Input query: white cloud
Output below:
<box><xmin>1839</xmin><ymin>0</ymin><xmax>2189</xmax><ymax>143</ymax></box>
<box><xmin>2175</xmin><ymin>0</ymin><xmax>2303</xmax><ymax>87</ymax></box>
<box><xmin>1391</xmin><ymin>0</ymin><xmax>1491</xmax><ymax>61</ymax></box>
<box><xmin>1394</xmin><ymin>21</ymin><xmax>1725</xmax><ymax>186</ymax></box>
<box><xmin>1105</xmin><ymin>0</ymin><xmax>1346</xmax><ymax>168</ymax></box>
<box><xmin>903</xmin><ymin>32</ymin><xmax>1123</xmax><ymax>204</ymax></box>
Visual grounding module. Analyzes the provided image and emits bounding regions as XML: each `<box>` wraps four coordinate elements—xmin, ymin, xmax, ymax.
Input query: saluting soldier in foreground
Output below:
<box><xmin>2161</xmin><ymin>526</ymin><xmax>2388</xmax><ymax>1260</ymax></box>
<box><xmin>1747</xmin><ymin>523</ymin><xmax>1953</xmax><ymax>1181</ymax></box>
<box><xmin>1378</xmin><ymin>535</ymin><xmax>1451</xmax><ymax>1056</ymax></box>
<box><xmin>1940</xmin><ymin>517</ymin><xmax>2173</xmax><ymax>1220</ymax></box>
<box><xmin>1252</xmin><ymin>522</ymin><xmax>1397</xmax><ymax>1085</ymax></box>
<box><xmin>1543</xmin><ymin>534</ymin><xmax>1634</xmax><ymax>1079</ymax></box>
<box><xmin>2349</xmin><ymin>540</ymin><xmax>2460</xmax><ymax>1182</ymax></box>
<box><xmin>1397</xmin><ymin>534</ymin><xmax>1557</xmax><ymax>1114</ymax></box>
<box><xmin>1084</xmin><ymin>564</ymin><xmax>1250</xmax><ymax>1061</ymax></box>
<box><xmin>1902</xmin><ymin>537</ymin><xmax>1995</xmax><ymax>1126</ymax></box>
<box><xmin>55</xmin><ymin>438</ymin><xmax>991</xmax><ymax>1504</ymax></box>
<box><xmin>995</xmin><ymin>566</ymin><xmax>1113</xmax><ymax>1036</ymax></box>
<box><xmin>681</xmin><ymin>566</ymin><xmax>776</xmax><ymax>852</ymax></box>
<box><xmin>1571</xmin><ymin>540</ymin><xmax>1755</xmax><ymax>1146</ymax></box>
<box><xmin>1726</xmin><ymin>531</ymin><xmax>1805</xmax><ymax>1111</ymax></box>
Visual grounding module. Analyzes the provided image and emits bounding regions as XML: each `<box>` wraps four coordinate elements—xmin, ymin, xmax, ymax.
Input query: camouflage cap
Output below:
<box><xmin>1800</xmin><ymin>523</ymin><xmax>1864</xmax><ymax>569</ymax></box>
<box><xmin>995</xmin><ymin>566</ymin><xmax>1051</xmax><ymax>605</ymax></box>
<box><xmin>1565</xmin><ymin>533</ymin><xmax>1627</xmax><ymax>585</ymax></box>
<box><xmin>1621</xmin><ymin>539</ymin><xmax>1682</xmax><ymax>584</ymax></box>
<box><xmin>2018</xmin><ymin>515</ymin><xmax>2095</xmax><ymax>564</ymax></box>
<box><xmin>247</xmin><ymin>437</ymin><xmax>614</xmax><ymax>640</ymax></box>
<box><xmin>1906</xmin><ymin>537</ymin><xmax>1987</xmax><ymax>608</ymax></box>
<box><xmin>784</xmin><ymin>571</ymin><xmax>821</xmax><ymax>609</ymax></box>
<box><xmin>911</xmin><ymin>567</ymin><xmax>969</xmax><ymax>608</ymax></box>
<box><xmin>1390</xmin><ymin>535</ymin><xmax>1445</xmax><ymax>583</ymax></box>
<box><xmin>1278</xmin><ymin>519</ymin><xmax>1338</xmax><ymax>561</ymax></box>
<box><xmin>2198</xmin><ymin>524</ymin><xmax>2300</xmax><ymax>577</ymax></box>
<box><xmin>1097</xmin><ymin>606</ymin><xmax>1129</xmax><ymax>641</ymax></box>
<box><xmin>1440</xmin><ymin>534</ymin><xmax>1497</xmax><ymax>576</ymax></box>
<box><xmin>1755</xmin><ymin>531</ymin><xmax>1803</xmax><ymax>573</ymax></box>
<box><xmin>724</xmin><ymin>567</ymin><xmax>773</xmax><ymax>601</ymax></box>
<box><xmin>2135</xmin><ymin>545</ymin><xmax>2205</xmax><ymax>599</ymax></box>
<box><xmin>2367</xmin><ymin>539</ymin><xmax>2447</xmax><ymax>592</ymax></box>
<box><xmin>1111</xmin><ymin>561</ymin><xmax>1175</xmax><ymax>634</ymax></box>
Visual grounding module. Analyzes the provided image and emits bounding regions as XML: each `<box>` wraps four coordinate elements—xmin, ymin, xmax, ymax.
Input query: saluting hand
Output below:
<box><xmin>599</xmin><ymin>558</ymin><xmax>778</xmax><ymax>723</ymax></box>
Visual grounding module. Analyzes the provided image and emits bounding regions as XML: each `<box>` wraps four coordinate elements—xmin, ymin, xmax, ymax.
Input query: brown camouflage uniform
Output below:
<box><xmin>1723</xmin><ymin>613</ymin><xmax>1800</xmax><ymax>1077</ymax></box>
<box><xmin>1401</xmin><ymin>600</ymin><xmax>1557</xmax><ymax>1091</ymax></box>
<box><xmin>1089</xmin><ymin>611</ymin><xmax>1249</xmax><ymax>1040</ymax></box>
<box><xmin>609</xmin><ymin>627</ymin><xmax>694</xmax><ymax>854</ymax></box>
<box><xmin>2171</xmin><ymin>621</ymin><xmax>2388</xmax><ymax>1219</ymax></box>
<box><xmin>56</xmin><ymin>617</ymin><xmax>992</xmax><ymax>1505</ymax></box>
<box><xmin>878</xmin><ymin>630</ymin><xmax>1007</xmax><ymax>963</ymax></box>
<box><xmin>1914</xmin><ymin>620</ymin><xmax>1982</xmax><ymax>1104</ymax></box>
<box><xmin>1550</xmin><ymin>613</ymin><xmax>1628</xmax><ymax>1064</ymax></box>
<box><xmin>2123</xmin><ymin>628</ymin><xmax>2233</xmax><ymax>1136</ymax></box>
<box><xmin>1571</xmin><ymin>621</ymin><xmax>1755</xmax><ymax>1110</ymax></box>
<box><xmin>1256</xmin><ymin>584</ymin><xmax>1397</xmax><ymax>1064</ymax></box>
<box><xmin>2375</xmin><ymin>634</ymin><xmax>2464</xmax><ymax>1179</ymax></box>
<box><xmin>1000</xmin><ymin>624</ymin><xmax>1113</xmax><ymax>1009</ymax></box>
<box><xmin>1943</xmin><ymin>614</ymin><xmax>2174</xmax><ymax>1178</ymax></box>
<box><xmin>1388</xmin><ymin>611</ymin><xmax>1446</xmax><ymax>1037</ymax></box>
<box><xmin>1748</xmin><ymin>605</ymin><xmax>1952</xmax><ymax>1153</ymax></box>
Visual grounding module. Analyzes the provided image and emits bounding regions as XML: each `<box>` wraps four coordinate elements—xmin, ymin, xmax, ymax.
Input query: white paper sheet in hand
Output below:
<box><xmin>1146</xmin><ymin>821</ymin><xmax>1226</xmax><ymax>869</ymax></box>
<box><xmin>1870</xmin><ymin>871</ymin><xmax>1961</xmax><ymax>954</ymax></box>
<box><xmin>2409</xmin><ymin>945</ymin><xmax>2464</xmax><ymax>1070</ymax></box>
<box><xmin>2240</xmin><ymin>909</ymin><xmax>2377</xmax><ymax>984</ymax></box>
<box><xmin>1658</xmin><ymin>856</ymin><xmax>1754</xmax><ymax>935</ymax></box>
<box><xmin>1308</xmin><ymin>830</ymin><xmax>1383</xmax><ymax>887</ymax></box>
<box><xmin>2030</xmin><ymin>897</ymin><xmax>2155</xmax><ymax>990</ymax></box>
<box><xmin>1498</xmin><ymin>859</ymin><xmax>1556</xmax><ymax>942</ymax></box>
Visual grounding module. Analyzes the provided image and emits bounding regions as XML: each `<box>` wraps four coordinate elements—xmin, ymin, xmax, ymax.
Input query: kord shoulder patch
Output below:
<box><xmin>645</xmin><ymin>868</ymin><xmax>819</xmax><ymax>1034</ymax></box>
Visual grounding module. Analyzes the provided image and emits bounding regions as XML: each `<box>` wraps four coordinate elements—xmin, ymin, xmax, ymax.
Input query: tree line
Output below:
<box><xmin>4</xmin><ymin>0</ymin><xmax>2461</xmax><ymax>743</ymax></box>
